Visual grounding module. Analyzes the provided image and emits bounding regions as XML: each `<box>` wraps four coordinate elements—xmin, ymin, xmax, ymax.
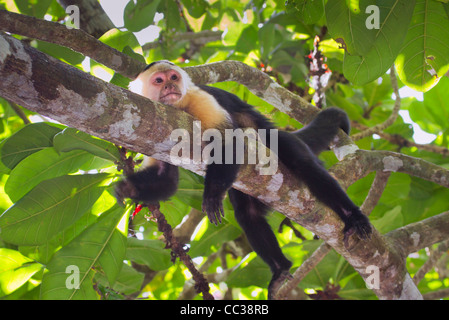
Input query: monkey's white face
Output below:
<box><xmin>147</xmin><ymin>69</ymin><xmax>183</xmax><ymax>105</ymax></box>
<box><xmin>138</xmin><ymin>63</ymin><xmax>192</xmax><ymax>107</ymax></box>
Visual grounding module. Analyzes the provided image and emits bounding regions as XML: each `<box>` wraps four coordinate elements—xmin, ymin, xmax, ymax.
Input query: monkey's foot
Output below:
<box><xmin>267</xmin><ymin>270</ymin><xmax>293</xmax><ymax>300</ymax></box>
<box><xmin>114</xmin><ymin>180</ymin><xmax>138</xmax><ymax>205</ymax></box>
<box><xmin>343</xmin><ymin>212</ymin><xmax>372</xmax><ymax>242</ymax></box>
<box><xmin>202</xmin><ymin>195</ymin><xmax>225</xmax><ymax>225</ymax></box>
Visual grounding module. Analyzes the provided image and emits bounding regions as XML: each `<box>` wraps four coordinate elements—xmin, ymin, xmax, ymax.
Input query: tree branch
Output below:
<box><xmin>412</xmin><ymin>239</ymin><xmax>449</xmax><ymax>285</ymax></box>
<box><xmin>57</xmin><ymin>0</ymin><xmax>115</xmax><ymax>39</ymax></box>
<box><xmin>386</xmin><ymin>211</ymin><xmax>449</xmax><ymax>255</ymax></box>
<box><xmin>0</xmin><ymin>10</ymin><xmax>143</xmax><ymax>79</ymax></box>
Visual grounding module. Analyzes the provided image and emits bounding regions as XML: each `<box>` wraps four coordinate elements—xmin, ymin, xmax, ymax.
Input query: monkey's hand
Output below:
<box><xmin>202</xmin><ymin>195</ymin><xmax>225</xmax><ymax>225</ymax></box>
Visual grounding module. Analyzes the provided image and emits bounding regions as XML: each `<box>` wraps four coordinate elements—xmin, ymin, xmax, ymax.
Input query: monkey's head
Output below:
<box><xmin>136</xmin><ymin>60</ymin><xmax>193</xmax><ymax>106</ymax></box>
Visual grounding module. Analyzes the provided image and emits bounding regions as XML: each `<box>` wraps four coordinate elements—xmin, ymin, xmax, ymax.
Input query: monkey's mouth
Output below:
<box><xmin>161</xmin><ymin>93</ymin><xmax>182</xmax><ymax>101</ymax></box>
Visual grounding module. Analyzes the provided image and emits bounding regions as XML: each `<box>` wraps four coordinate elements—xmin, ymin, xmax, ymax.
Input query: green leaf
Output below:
<box><xmin>327</xmin><ymin>0</ymin><xmax>415</xmax><ymax>85</ymax></box>
<box><xmin>99</xmin><ymin>29</ymin><xmax>141</xmax><ymax>52</ymax></box>
<box><xmin>395</xmin><ymin>0</ymin><xmax>449</xmax><ymax>92</ymax></box>
<box><xmin>0</xmin><ymin>248</ymin><xmax>42</xmax><ymax>297</ymax></box>
<box><xmin>371</xmin><ymin>205</ymin><xmax>404</xmax><ymax>233</ymax></box>
<box><xmin>190</xmin><ymin>223</ymin><xmax>241</xmax><ymax>258</ymax></box>
<box><xmin>126</xmin><ymin>238</ymin><xmax>172</xmax><ymax>271</ymax></box>
<box><xmin>235</xmin><ymin>25</ymin><xmax>259</xmax><ymax>54</ymax></box>
<box><xmin>0</xmin><ymin>173</ymin><xmax>109</xmax><ymax>246</ymax></box>
<box><xmin>362</xmin><ymin>73</ymin><xmax>392</xmax><ymax>107</ymax></box>
<box><xmin>13</xmin><ymin>0</ymin><xmax>52</xmax><ymax>18</ymax></box>
<box><xmin>227</xmin><ymin>255</ymin><xmax>271</xmax><ymax>288</ymax></box>
<box><xmin>176</xmin><ymin>168</ymin><xmax>204</xmax><ymax>210</ymax></box>
<box><xmin>54</xmin><ymin>128</ymin><xmax>120</xmax><ymax>162</ymax></box>
<box><xmin>124</xmin><ymin>0</ymin><xmax>162</xmax><ymax>32</ymax></box>
<box><xmin>259</xmin><ymin>23</ymin><xmax>275</xmax><ymax>60</ymax></box>
<box><xmin>1</xmin><ymin>123</ymin><xmax>62</xmax><ymax>169</ymax></box>
<box><xmin>183</xmin><ymin>0</ymin><xmax>209</xmax><ymax>18</ymax></box>
<box><xmin>326</xmin><ymin>0</ymin><xmax>376</xmax><ymax>55</ymax></box>
<box><xmin>96</xmin><ymin>263</ymin><xmax>144</xmax><ymax>296</ymax></box>
<box><xmin>409</xmin><ymin>77</ymin><xmax>449</xmax><ymax>132</ymax></box>
<box><xmin>5</xmin><ymin>148</ymin><xmax>92</xmax><ymax>202</ymax></box>
<box><xmin>289</xmin><ymin>0</ymin><xmax>325</xmax><ymax>25</ymax></box>
<box><xmin>35</xmin><ymin>41</ymin><xmax>84</xmax><ymax>65</ymax></box>
<box><xmin>40</xmin><ymin>206</ymin><xmax>126</xmax><ymax>300</ymax></box>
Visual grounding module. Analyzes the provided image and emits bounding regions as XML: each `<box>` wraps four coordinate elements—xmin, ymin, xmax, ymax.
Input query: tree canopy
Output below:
<box><xmin>0</xmin><ymin>0</ymin><xmax>449</xmax><ymax>300</ymax></box>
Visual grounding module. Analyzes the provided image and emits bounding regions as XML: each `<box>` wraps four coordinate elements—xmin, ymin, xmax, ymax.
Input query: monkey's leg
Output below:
<box><xmin>277</xmin><ymin>131</ymin><xmax>372</xmax><ymax>240</ymax></box>
<box><xmin>228</xmin><ymin>188</ymin><xmax>292</xmax><ymax>299</ymax></box>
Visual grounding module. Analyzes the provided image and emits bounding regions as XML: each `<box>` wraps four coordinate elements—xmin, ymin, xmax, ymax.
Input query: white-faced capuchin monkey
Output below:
<box><xmin>116</xmin><ymin>60</ymin><xmax>372</xmax><ymax>299</ymax></box>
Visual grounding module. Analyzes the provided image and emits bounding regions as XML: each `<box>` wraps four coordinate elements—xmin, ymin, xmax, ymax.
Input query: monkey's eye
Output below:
<box><xmin>155</xmin><ymin>77</ymin><xmax>163</xmax><ymax>84</ymax></box>
<box><xmin>171</xmin><ymin>74</ymin><xmax>178</xmax><ymax>81</ymax></box>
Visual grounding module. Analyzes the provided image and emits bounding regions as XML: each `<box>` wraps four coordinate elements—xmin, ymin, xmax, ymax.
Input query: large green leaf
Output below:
<box><xmin>227</xmin><ymin>254</ymin><xmax>271</xmax><ymax>288</ymax></box>
<box><xmin>5</xmin><ymin>148</ymin><xmax>92</xmax><ymax>202</ymax></box>
<box><xmin>288</xmin><ymin>0</ymin><xmax>325</xmax><ymax>25</ymax></box>
<box><xmin>95</xmin><ymin>263</ymin><xmax>144</xmax><ymax>295</ymax></box>
<box><xmin>0</xmin><ymin>173</ymin><xmax>109</xmax><ymax>246</ymax></box>
<box><xmin>126</xmin><ymin>238</ymin><xmax>172</xmax><ymax>271</ymax></box>
<box><xmin>408</xmin><ymin>76</ymin><xmax>449</xmax><ymax>132</ymax></box>
<box><xmin>0</xmin><ymin>123</ymin><xmax>62</xmax><ymax>169</ymax></box>
<box><xmin>40</xmin><ymin>206</ymin><xmax>126</xmax><ymax>300</ymax></box>
<box><xmin>189</xmin><ymin>223</ymin><xmax>241</xmax><ymax>258</ymax></box>
<box><xmin>0</xmin><ymin>248</ymin><xmax>42</xmax><ymax>297</ymax></box>
<box><xmin>326</xmin><ymin>0</ymin><xmax>415</xmax><ymax>85</ymax></box>
<box><xmin>53</xmin><ymin>128</ymin><xmax>120</xmax><ymax>162</ymax></box>
<box><xmin>395</xmin><ymin>0</ymin><xmax>449</xmax><ymax>91</ymax></box>
<box><xmin>124</xmin><ymin>0</ymin><xmax>162</xmax><ymax>32</ymax></box>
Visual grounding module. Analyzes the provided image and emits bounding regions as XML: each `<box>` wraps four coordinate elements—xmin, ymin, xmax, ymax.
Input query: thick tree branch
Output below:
<box><xmin>57</xmin><ymin>0</ymin><xmax>115</xmax><ymax>39</ymax></box>
<box><xmin>385</xmin><ymin>211</ymin><xmax>449</xmax><ymax>256</ymax></box>
<box><xmin>142</xmin><ymin>30</ymin><xmax>223</xmax><ymax>51</ymax></box>
<box><xmin>0</xmin><ymin>10</ymin><xmax>143</xmax><ymax>79</ymax></box>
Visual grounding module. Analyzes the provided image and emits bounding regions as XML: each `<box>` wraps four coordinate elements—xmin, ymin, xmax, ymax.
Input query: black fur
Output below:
<box><xmin>116</xmin><ymin>84</ymin><xmax>372</xmax><ymax>299</ymax></box>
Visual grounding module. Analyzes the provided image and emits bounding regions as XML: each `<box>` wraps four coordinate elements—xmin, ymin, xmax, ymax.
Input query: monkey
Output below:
<box><xmin>115</xmin><ymin>60</ymin><xmax>372</xmax><ymax>299</ymax></box>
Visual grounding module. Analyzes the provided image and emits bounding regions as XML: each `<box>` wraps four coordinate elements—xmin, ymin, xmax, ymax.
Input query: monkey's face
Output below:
<box><xmin>144</xmin><ymin>69</ymin><xmax>184</xmax><ymax>105</ymax></box>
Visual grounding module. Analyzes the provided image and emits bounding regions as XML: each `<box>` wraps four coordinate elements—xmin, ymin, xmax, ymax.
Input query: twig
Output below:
<box><xmin>413</xmin><ymin>239</ymin><xmax>449</xmax><ymax>285</ymax></box>
<box><xmin>275</xmin><ymin>241</ymin><xmax>332</xmax><ymax>300</ymax></box>
<box><xmin>360</xmin><ymin>171</ymin><xmax>391</xmax><ymax>214</ymax></box>
<box><xmin>423</xmin><ymin>288</ymin><xmax>449</xmax><ymax>300</ymax></box>
<box><xmin>148</xmin><ymin>204</ymin><xmax>214</xmax><ymax>300</ymax></box>
<box><xmin>352</xmin><ymin>121</ymin><xmax>449</xmax><ymax>156</ymax></box>
<box><xmin>7</xmin><ymin>99</ymin><xmax>30</xmax><ymax>124</ymax></box>
<box><xmin>351</xmin><ymin>66</ymin><xmax>401</xmax><ymax>141</ymax></box>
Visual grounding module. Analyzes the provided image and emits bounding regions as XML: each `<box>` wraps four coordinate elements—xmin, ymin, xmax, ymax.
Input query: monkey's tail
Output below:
<box><xmin>292</xmin><ymin>107</ymin><xmax>350</xmax><ymax>155</ymax></box>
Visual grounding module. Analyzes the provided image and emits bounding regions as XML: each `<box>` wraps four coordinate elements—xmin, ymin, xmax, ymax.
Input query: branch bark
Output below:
<box><xmin>0</xmin><ymin>9</ymin><xmax>143</xmax><ymax>79</ymax></box>
<box><xmin>3</xmin><ymin>32</ymin><xmax>449</xmax><ymax>299</ymax></box>
<box><xmin>57</xmin><ymin>0</ymin><xmax>115</xmax><ymax>39</ymax></box>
